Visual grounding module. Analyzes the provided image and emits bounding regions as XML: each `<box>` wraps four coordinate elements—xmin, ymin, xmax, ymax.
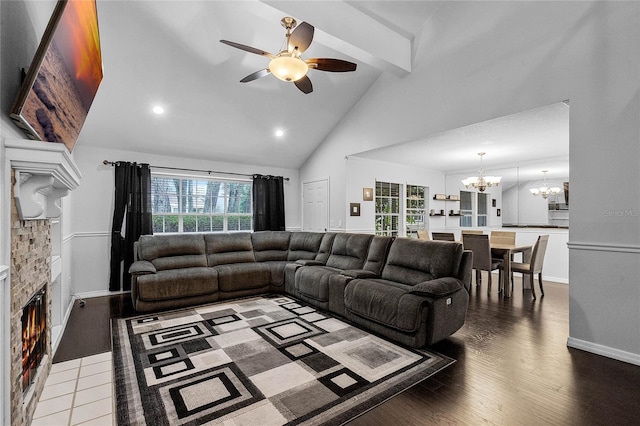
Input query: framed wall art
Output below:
<box><xmin>363</xmin><ymin>188</ymin><xmax>373</xmax><ymax>201</ymax></box>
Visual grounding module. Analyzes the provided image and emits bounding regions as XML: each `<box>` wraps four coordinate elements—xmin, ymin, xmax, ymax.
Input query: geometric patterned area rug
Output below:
<box><xmin>112</xmin><ymin>295</ymin><xmax>454</xmax><ymax>425</ymax></box>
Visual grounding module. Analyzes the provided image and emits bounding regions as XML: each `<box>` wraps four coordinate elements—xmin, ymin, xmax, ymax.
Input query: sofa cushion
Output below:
<box><xmin>296</xmin><ymin>266</ymin><xmax>342</xmax><ymax>302</ymax></box>
<box><xmin>344</xmin><ymin>279</ymin><xmax>426</xmax><ymax>332</ymax></box>
<box><xmin>381</xmin><ymin>239</ymin><xmax>463</xmax><ymax>284</ymax></box>
<box><xmin>214</xmin><ymin>263</ymin><xmax>271</xmax><ymax>292</ymax></box>
<box><xmin>363</xmin><ymin>236</ymin><xmax>394</xmax><ymax>275</ymax></box>
<box><xmin>262</xmin><ymin>260</ymin><xmax>290</xmax><ymax>287</ymax></box>
<box><xmin>314</xmin><ymin>233</ymin><xmax>337</xmax><ymax>264</ymax></box>
<box><xmin>251</xmin><ymin>231</ymin><xmax>291</xmax><ymax>261</ymax></box>
<box><xmin>136</xmin><ymin>267</ymin><xmax>217</xmax><ymax>301</ymax></box>
<box><xmin>138</xmin><ymin>234</ymin><xmax>207</xmax><ymax>271</ymax></box>
<box><xmin>325</xmin><ymin>233</ymin><xmax>373</xmax><ymax>270</ymax></box>
<box><xmin>287</xmin><ymin>232</ymin><xmax>326</xmax><ymax>261</ymax></box>
<box><xmin>205</xmin><ymin>233</ymin><xmax>256</xmax><ymax>266</ymax></box>
<box><xmin>296</xmin><ymin>260</ymin><xmax>324</xmax><ymax>266</ymax></box>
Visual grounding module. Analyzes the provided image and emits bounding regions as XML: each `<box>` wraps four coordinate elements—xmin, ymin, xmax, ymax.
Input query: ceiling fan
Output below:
<box><xmin>220</xmin><ymin>17</ymin><xmax>357</xmax><ymax>94</ymax></box>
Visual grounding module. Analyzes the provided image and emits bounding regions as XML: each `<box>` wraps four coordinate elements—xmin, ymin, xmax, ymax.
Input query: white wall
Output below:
<box><xmin>301</xmin><ymin>2</ymin><xmax>640</xmax><ymax>364</ymax></box>
<box><xmin>510</xmin><ymin>228</ymin><xmax>568</xmax><ymax>284</ymax></box>
<box><xmin>67</xmin><ymin>144</ymin><xmax>301</xmax><ymax>297</ymax></box>
<box><xmin>344</xmin><ymin>157</ymin><xmax>445</xmax><ymax>233</ymax></box>
<box><xmin>343</xmin><ymin>158</ymin><xmax>569</xmax><ymax>282</ymax></box>
<box><xmin>342</xmin><ymin>156</ymin><xmax>504</xmax><ymax>234</ymax></box>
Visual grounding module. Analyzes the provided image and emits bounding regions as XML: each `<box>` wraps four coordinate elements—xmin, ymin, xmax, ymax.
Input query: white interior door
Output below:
<box><xmin>303</xmin><ymin>179</ymin><xmax>328</xmax><ymax>231</ymax></box>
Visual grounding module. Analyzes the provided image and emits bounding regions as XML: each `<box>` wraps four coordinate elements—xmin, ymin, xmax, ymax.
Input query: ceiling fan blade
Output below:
<box><xmin>240</xmin><ymin>69</ymin><xmax>270</xmax><ymax>83</ymax></box>
<box><xmin>306</xmin><ymin>58</ymin><xmax>357</xmax><ymax>72</ymax></box>
<box><xmin>288</xmin><ymin>22</ymin><xmax>314</xmax><ymax>54</ymax></box>
<box><xmin>220</xmin><ymin>40</ymin><xmax>274</xmax><ymax>58</ymax></box>
<box><xmin>294</xmin><ymin>75</ymin><xmax>313</xmax><ymax>94</ymax></box>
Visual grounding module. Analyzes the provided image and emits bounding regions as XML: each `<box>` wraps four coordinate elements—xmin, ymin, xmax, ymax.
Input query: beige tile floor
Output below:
<box><xmin>32</xmin><ymin>352</ymin><xmax>114</xmax><ymax>426</ymax></box>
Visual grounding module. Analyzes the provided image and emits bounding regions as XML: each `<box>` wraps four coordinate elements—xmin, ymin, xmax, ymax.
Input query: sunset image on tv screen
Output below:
<box><xmin>17</xmin><ymin>0</ymin><xmax>103</xmax><ymax>152</ymax></box>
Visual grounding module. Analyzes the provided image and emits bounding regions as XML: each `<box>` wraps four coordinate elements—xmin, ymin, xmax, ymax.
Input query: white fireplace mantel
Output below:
<box><xmin>5</xmin><ymin>139</ymin><xmax>82</xmax><ymax>220</ymax></box>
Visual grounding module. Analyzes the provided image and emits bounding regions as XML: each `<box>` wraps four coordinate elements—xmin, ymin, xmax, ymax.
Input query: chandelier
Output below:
<box><xmin>461</xmin><ymin>152</ymin><xmax>502</xmax><ymax>192</ymax></box>
<box><xmin>530</xmin><ymin>170</ymin><xmax>561</xmax><ymax>199</ymax></box>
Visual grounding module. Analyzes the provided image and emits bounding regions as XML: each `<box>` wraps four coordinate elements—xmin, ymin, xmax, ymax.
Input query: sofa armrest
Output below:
<box><xmin>408</xmin><ymin>277</ymin><xmax>463</xmax><ymax>298</ymax></box>
<box><xmin>295</xmin><ymin>259</ymin><xmax>324</xmax><ymax>266</ymax></box>
<box><xmin>458</xmin><ymin>250</ymin><xmax>473</xmax><ymax>293</ymax></box>
<box><xmin>129</xmin><ymin>260</ymin><xmax>156</xmax><ymax>275</ymax></box>
<box><xmin>341</xmin><ymin>269</ymin><xmax>379</xmax><ymax>279</ymax></box>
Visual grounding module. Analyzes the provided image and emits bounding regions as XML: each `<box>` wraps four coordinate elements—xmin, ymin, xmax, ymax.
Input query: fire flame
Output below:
<box><xmin>22</xmin><ymin>292</ymin><xmax>46</xmax><ymax>392</ymax></box>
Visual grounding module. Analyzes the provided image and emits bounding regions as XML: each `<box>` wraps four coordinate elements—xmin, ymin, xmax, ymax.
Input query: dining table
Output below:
<box><xmin>490</xmin><ymin>243</ymin><xmax>533</xmax><ymax>298</ymax></box>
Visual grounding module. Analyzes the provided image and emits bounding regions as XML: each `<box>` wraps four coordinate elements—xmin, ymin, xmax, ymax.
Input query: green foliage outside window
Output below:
<box><xmin>151</xmin><ymin>176</ymin><xmax>252</xmax><ymax>233</ymax></box>
<box><xmin>375</xmin><ymin>181</ymin><xmax>400</xmax><ymax>237</ymax></box>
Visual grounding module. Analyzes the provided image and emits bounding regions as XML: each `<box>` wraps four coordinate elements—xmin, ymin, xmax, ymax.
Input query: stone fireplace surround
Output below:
<box><xmin>10</xmin><ymin>203</ymin><xmax>51</xmax><ymax>425</ymax></box>
<box><xmin>2</xmin><ymin>139</ymin><xmax>81</xmax><ymax>426</ymax></box>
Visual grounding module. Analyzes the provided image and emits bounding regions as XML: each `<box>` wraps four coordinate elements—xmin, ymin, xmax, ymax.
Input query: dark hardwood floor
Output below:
<box><xmin>54</xmin><ymin>279</ymin><xmax>640</xmax><ymax>425</ymax></box>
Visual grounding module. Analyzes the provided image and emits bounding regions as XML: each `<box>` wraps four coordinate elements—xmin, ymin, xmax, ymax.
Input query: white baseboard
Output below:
<box><xmin>567</xmin><ymin>337</ymin><xmax>640</xmax><ymax>366</ymax></box>
<box><xmin>74</xmin><ymin>289</ymin><xmax>130</xmax><ymax>299</ymax></box>
<box><xmin>489</xmin><ymin>272</ymin><xmax>568</xmax><ymax>285</ymax></box>
<box><xmin>544</xmin><ymin>276</ymin><xmax>569</xmax><ymax>284</ymax></box>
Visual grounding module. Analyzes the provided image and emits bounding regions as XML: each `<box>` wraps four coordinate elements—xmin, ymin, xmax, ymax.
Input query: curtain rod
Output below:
<box><xmin>102</xmin><ymin>160</ymin><xmax>289</xmax><ymax>181</ymax></box>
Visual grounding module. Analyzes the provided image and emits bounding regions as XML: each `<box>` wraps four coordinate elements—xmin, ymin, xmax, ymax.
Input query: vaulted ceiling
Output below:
<box><xmin>80</xmin><ymin>1</ymin><xmax>443</xmax><ymax>169</ymax></box>
<box><xmin>79</xmin><ymin>1</ymin><xmax>568</xmax><ymax>176</ymax></box>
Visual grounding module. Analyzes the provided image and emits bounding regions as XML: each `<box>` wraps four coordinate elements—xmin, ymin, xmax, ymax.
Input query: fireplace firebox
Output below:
<box><xmin>21</xmin><ymin>288</ymin><xmax>47</xmax><ymax>395</ymax></box>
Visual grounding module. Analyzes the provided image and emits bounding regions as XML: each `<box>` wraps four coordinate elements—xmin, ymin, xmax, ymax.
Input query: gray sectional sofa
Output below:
<box><xmin>129</xmin><ymin>231</ymin><xmax>472</xmax><ymax>347</ymax></box>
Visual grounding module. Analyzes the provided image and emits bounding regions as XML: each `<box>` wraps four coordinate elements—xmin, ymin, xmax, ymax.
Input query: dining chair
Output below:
<box><xmin>489</xmin><ymin>230</ymin><xmax>516</xmax><ymax>245</ymax></box>
<box><xmin>505</xmin><ymin>235</ymin><xmax>550</xmax><ymax>300</ymax></box>
<box><xmin>417</xmin><ymin>230</ymin><xmax>430</xmax><ymax>240</ymax></box>
<box><xmin>490</xmin><ymin>230</ymin><xmax>517</xmax><ymax>263</ymax></box>
<box><xmin>462</xmin><ymin>234</ymin><xmax>502</xmax><ymax>290</ymax></box>
<box><xmin>461</xmin><ymin>230</ymin><xmax>484</xmax><ymax>235</ymax></box>
<box><xmin>432</xmin><ymin>232</ymin><xmax>455</xmax><ymax>241</ymax></box>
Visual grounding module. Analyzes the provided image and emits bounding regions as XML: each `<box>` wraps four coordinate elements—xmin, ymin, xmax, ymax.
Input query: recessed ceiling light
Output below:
<box><xmin>275</xmin><ymin>129</ymin><xmax>284</xmax><ymax>137</ymax></box>
<box><xmin>152</xmin><ymin>105</ymin><xmax>165</xmax><ymax>115</ymax></box>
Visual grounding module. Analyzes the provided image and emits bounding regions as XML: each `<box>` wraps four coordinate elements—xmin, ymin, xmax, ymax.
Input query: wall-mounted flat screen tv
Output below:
<box><xmin>10</xmin><ymin>0</ymin><xmax>103</xmax><ymax>152</ymax></box>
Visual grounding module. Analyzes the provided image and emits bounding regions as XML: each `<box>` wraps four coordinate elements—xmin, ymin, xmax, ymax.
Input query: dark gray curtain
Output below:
<box><xmin>109</xmin><ymin>162</ymin><xmax>153</xmax><ymax>291</ymax></box>
<box><xmin>253</xmin><ymin>174</ymin><xmax>285</xmax><ymax>231</ymax></box>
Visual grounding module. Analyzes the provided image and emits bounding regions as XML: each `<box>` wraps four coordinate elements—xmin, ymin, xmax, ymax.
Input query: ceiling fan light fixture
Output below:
<box><xmin>221</xmin><ymin>17</ymin><xmax>356</xmax><ymax>93</ymax></box>
<box><xmin>268</xmin><ymin>53</ymin><xmax>308</xmax><ymax>82</ymax></box>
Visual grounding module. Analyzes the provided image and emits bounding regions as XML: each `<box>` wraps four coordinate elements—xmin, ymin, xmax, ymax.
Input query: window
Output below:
<box><xmin>406</xmin><ymin>184</ymin><xmax>426</xmax><ymax>237</ymax></box>
<box><xmin>477</xmin><ymin>192</ymin><xmax>488</xmax><ymax>227</ymax></box>
<box><xmin>375</xmin><ymin>181</ymin><xmax>401</xmax><ymax>237</ymax></box>
<box><xmin>460</xmin><ymin>191</ymin><xmax>473</xmax><ymax>227</ymax></box>
<box><xmin>151</xmin><ymin>175</ymin><xmax>252</xmax><ymax>233</ymax></box>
